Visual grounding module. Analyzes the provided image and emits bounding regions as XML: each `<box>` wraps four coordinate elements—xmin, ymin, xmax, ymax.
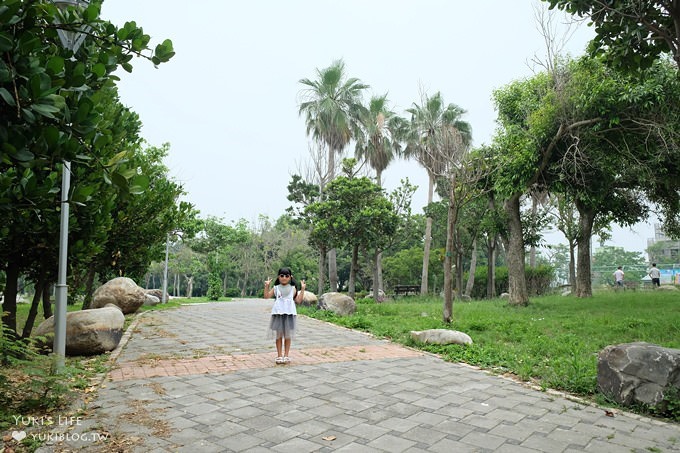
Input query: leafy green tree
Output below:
<box><xmin>492</xmin><ymin>55</ymin><xmax>680</xmax><ymax>303</ymax></box>
<box><xmin>305</xmin><ymin>159</ymin><xmax>399</xmax><ymax>298</ymax></box>
<box><xmin>85</xmin><ymin>144</ymin><xmax>191</xmax><ymax>301</ymax></box>
<box><xmin>0</xmin><ymin>1</ymin><xmax>173</xmax><ymax>333</ymax></box>
<box><xmin>354</xmin><ymin>94</ymin><xmax>407</xmax><ymax>297</ymax></box>
<box><xmin>298</xmin><ymin>59</ymin><xmax>368</xmax><ymax>292</ymax></box>
<box><xmin>404</xmin><ymin>91</ymin><xmax>471</xmax><ymax>296</ymax></box>
<box><xmin>544</xmin><ymin>0</ymin><xmax>680</xmax><ymax>70</ymax></box>
<box><xmin>188</xmin><ymin>217</ymin><xmax>252</xmax><ymax>297</ymax></box>
<box><xmin>592</xmin><ymin>245</ymin><xmax>646</xmax><ymax>285</ymax></box>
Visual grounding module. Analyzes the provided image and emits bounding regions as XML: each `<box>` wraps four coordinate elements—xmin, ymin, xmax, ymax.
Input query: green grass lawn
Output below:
<box><xmin>299</xmin><ymin>290</ymin><xmax>680</xmax><ymax>407</ymax></box>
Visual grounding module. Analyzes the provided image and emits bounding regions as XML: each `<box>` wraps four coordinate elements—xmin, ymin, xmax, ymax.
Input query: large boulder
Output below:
<box><xmin>144</xmin><ymin>294</ymin><xmax>161</xmax><ymax>306</ymax></box>
<box><xmin>410</xmin><ymin>329</ymin><xmax>473</xmax><ymax>346</ymax></box>
<box><xmin>598</xmin><ymin>342</ymin><xmax>680</xmax><ymax>410</ymax></box>
<box><xmin>300</xmin><ymin>290</ymin><xmax>318</xmax><ymax>307</ymax></box>
<box><xmin>92</xmin><ymin>277</ymin><xmax>146</xmax><ymax>314</ymax></box>
<box><xmin>34</xmin><ymin>304</ymin><xmax>125</xmax><ymax>356</ymax></box>
<box><xmin>145</xmin><ymin>288</ymin><xmax>169</xmax><ymax>302</ymax></box>
<box><xmin>317</xmin><ymin>292</ymin><xmax>356</xmax><ymax>316</ymax></box>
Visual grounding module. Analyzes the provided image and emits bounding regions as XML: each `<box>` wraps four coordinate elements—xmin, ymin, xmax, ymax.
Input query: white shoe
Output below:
<box><xmin>283</xmin><ymin>356</ymin><xmax>291</xmax><ymax>363</ymax></box>
<box><xmin>275</xmin><ymin>357</ymin><xmax>284</xmax><ymax>364</ymax></box>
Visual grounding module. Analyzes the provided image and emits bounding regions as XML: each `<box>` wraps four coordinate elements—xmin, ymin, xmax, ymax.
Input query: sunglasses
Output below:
<box><xmin>279</xmin><ymin>273</ymin><xmax>291</xmax><ymax>278</ymax></box>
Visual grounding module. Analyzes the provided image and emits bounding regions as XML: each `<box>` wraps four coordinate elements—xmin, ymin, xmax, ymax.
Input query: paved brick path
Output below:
<box><xmin>109</xmin><ymin>344</ymin><xmax>423</xmax><ymax>380</ymax></box>
<box><xmin>36</xmin><ymin>299</ymin><xmax>680</xmax><ymax>452</ymax></box>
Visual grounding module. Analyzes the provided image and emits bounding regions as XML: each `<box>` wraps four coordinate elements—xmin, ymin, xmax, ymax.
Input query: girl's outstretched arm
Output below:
<box><xmin>295</xmin><ymin>280</ymin><xmax>306</xmax><ymax>304</ymax></box>
<box><xmin>264</xmin><ymin>277</ymin><xmax>275</xmax><ymax>298</ymax></box>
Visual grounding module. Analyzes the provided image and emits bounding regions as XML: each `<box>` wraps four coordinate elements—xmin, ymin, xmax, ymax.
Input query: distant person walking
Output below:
<box><xmin>263</xmin><ymin>267</ymin><xmax>306</xmax><ymax>364</ymax></box>
<box><xmin>613</xmin><ymin>266</ymin><xmax>625</xmax><ymax>289</ymax></box>
<box><xmin>648</xmin><ymin>263</ymin><xmax>661</xmax><ymax>287</ymax></box>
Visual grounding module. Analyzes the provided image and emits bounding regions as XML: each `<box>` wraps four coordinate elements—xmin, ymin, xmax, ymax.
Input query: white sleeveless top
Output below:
<box><xmin>271</xmin><ymin>284</ymin><xmax>297</xmax><ymax>315</ymax></box>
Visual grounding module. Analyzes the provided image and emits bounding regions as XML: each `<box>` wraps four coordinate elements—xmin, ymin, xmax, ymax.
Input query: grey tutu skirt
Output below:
<box><xmin>267</xmin><ymin>314</ymin><xmax>297</xmax><ymax>340</ymax></box>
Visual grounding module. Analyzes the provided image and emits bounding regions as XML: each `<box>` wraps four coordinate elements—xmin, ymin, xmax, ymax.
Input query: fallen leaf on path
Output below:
<box><xmin>322</xmin><ymin>436</ymin><xmax>336</xmax><ymax>441</ymax></box>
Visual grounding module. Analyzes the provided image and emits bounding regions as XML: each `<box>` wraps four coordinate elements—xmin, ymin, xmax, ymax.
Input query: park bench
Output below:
<box><xmin>394</xmin><ymin>285</ymin><xmax>420</xmax><ymax>297</ymax></box>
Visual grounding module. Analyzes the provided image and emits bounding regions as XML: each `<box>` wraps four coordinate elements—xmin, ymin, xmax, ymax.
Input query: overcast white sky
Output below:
<box><xmin>100</xmin><ymin>0</ymin><xmax>657</xmax><ymax>254</ymax></box>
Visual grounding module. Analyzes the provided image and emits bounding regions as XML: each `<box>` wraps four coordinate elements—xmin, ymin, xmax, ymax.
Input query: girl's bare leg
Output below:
<box><xmin>275</xmin><ymin>337</ymin><xmax>283</xmax><ymax>357</ymax></box>
<box><xmin>284</xmin><ymin>338</ymin><xmax>291</xmax><ymax>357</ymax></box>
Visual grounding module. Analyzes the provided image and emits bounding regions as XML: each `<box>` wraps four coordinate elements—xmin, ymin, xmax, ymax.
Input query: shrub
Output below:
<box><xmin>206</xmin><ymin>272</ymin><xmax>222</xmax><ymax>301</ymax></box>
<box><xmin>466</xmin><ymin>266</ymin><xmax>509</xmax><ymax>299</ymax></box>
<box><xmin>465</xmin><ymin>265</ymin><xmax>554</xmax><ymax>299</ymax></box>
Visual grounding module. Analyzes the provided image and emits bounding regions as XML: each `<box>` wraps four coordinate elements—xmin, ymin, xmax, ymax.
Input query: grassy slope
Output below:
<box><xmin>300</xmin><ymin>290</ymin><xmax>680</xmax><ymax>398</ymax></box>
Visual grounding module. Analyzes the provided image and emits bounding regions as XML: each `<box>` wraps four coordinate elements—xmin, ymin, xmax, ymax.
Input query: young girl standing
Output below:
<box><xmin>264</xmin><ymin>267</ymin><xmax>306</xmax><ymax>364</ymax></box>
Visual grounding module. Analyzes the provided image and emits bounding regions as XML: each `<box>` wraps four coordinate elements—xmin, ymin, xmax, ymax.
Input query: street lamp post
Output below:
<box><xmin>162</xmin><ymin>233</ymin><xmax>170</xmax><ymax>303</ymax></box>
<box><xmin>51</xmin><ymin>0</ymin><xmax>89</xmax><ymax>370</ymax></box>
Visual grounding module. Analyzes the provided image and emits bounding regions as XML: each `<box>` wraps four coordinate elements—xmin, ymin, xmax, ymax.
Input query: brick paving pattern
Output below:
<box><xmin>36</xmin><ymin>299</ymin><xmax>680</xmax><ymax>452</ymax></box>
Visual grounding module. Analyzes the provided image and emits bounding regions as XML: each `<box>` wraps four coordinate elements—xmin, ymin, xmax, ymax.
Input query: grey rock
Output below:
<box><xmin>598</xmin><ymin>342</ymin><xmax>680</xmax><ymax>410</ymax></box>
<box><xmin>410</xmin><ymin>329</ymin><xmax>473</xmax><ymax>345</ymax></box>
<box><xmin>144</xmin><ymin>294</ymin><xmax>161</xmax><ymax>306</ymax></box>
<box><xmin>145</xmin><ymin>288</ymin><xmax>170</xmax><ymax>302</ymax></box>
<box><xmin>300</xmin><ymin>290</ymin><xmax>318</xmax><ymax>307</ymax></box>
<box><xmin>92</xmin><ymin>277</ymin><xmax>146</xmax><ymax>314</ymax></box>
<box><xmin>317</xmin><ymin>292</ymin><xmax>356</xmax><ymax>316</ymax></box>
<box><xmin>34</xmin><ymin>304</ymin><xmax>125</xmax><ymax>356</ymax></box>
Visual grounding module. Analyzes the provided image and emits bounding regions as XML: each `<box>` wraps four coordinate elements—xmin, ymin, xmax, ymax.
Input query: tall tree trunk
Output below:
<box><xmin>375</xmin><ymin>250</ymin><xmax>385</xmax><ymax>300</ymax></box>
<box><xmin>455</xmin><ymin>250</ymin><xmax>464</xmax><ymax>299</ymax></box>
<box><xmin>465</xmin><ymin>239</ymin><xmax>478</xmax><ymax>297</ymax></box>
<box><xmin>529</xmin><ymin>196</ymin><xmax>539</xmax><ymax>268</ymax></box>
<box><xmin>348</xmin><ymin>244</ymin><xmax>359</xmax><ymax>299</ymax></box>
<box><xmin>328</xmin><ymin>249</ymin><xmax>338</xmax><ymax>292</ymax></box>
<box><xmin>241</xmin><ymin>267</ymin><xmax>250</xmax><ymax>297</ymax></box>
<box><xmin>377</xmin><ymin>250</ymin><xmax>384</xmax><ymax>296</ymax></box>
<box><xmin>2</xmin><ymin>259</ymin><xmax>20</xmax><ymax>335</ymax></box>
<box><xmin>504</xmin><ymin>194</ymin><xmax>529</xmax><ymax>306</ymax></box>
<box><xmin>420</xmin><ymin>173</ymin><xmax>435</xmax><ymax>295</ymax></box>
<box><xmin>374</xmin><ymin>171</ymin><xmax>385</xmax><ymax>296</ymax></box>
<box><xmin>82</xmin><ymin>263</ymin><xmax>97</xmax><ymax>309</ymax></box>
<box><xmin>372</xmin><ymin>249</ymin><xmax>382</xmax><ymax>301</ymax></box>
<box><xmin>21</xmin><ymin>277</ymin><xmax>44</xmax><ymax>339</ymax></box>
<box><xmin>327</xmin><ymin>146</ymin><xmax>338</xmax><ymax>292</ymax></box>
<box><xmin>42</xmin><ymin>281</ymin><xmax>52</xmax><ymax>320</ymax></box>
<box><xmin>442</xmin><ymin>194</ymin><xmax>456</xmax><ymax>323</ymax></box>
<box><xmin>487</xmin><ymin>195</ymin><xmax>498</xmax><ymax>299</ymax></box>
<box><xmin>317</xmin><ymin>245</ymin><xmax>327</xmax><ymax>295</ymax></box>
<box><xmin>568</xmin><ymin>239</ymin><xmax>577</xmax><ymax>289</ymax></box>
<box><xmin>575</xmin><ymin>201</ymin><xmax>595</xmax><ymax>298</ymax></box>
<box><xmin>185</xmin><ymin>276</ymin><xmax>193</xmax><ymax>298</ymax></box>
<box><xmin>486</xmin><ymin>235</ymin><xmax>497</xmax><ymax>299</ymax></box>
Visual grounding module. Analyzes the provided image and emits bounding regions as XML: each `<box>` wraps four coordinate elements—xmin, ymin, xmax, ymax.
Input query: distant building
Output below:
<box><xmin>646</xmin><ymin>224</ymin><xmax>680</xmax><ymax>269</ymax></box>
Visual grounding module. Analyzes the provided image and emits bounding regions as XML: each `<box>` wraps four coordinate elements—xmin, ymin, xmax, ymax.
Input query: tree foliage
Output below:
<box><xmin>544</xmin><ymin>0</ymin><xmax>680</xmax><ymax>70</ymax></box>
<box><xmin>492</xmin><ymin>55</ymin><xmax>680</xmax><ymax>302</ymax></box>
<box><xmin>305</xmin><ymin>159</ymin><xmax>399</xmax><ymax>297</ymax></box>
<box><xmin>1</xmin><ymin>0</ymin><xmax>175</xmax><ymax>333</ymax></box>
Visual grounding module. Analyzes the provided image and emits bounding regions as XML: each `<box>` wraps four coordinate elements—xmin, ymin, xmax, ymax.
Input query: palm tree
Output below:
<box><xmin>355</xmin><ymin>94</ymin><xmax>406</xmax><ymax>298</ymax></box>
<box><xmin>355</xmin><ymin>94</ymin><xmax>406</xmax><ymax>186</ymax></box>
<box><xmin>298</xmin><ymin>59</ymin><xmax>368</xmax><ymax>292</ymax></box>
<box><xmin>404</xmin><ymin>91</ymin><xmax>472</xmax><ymax>295</ymax></box>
